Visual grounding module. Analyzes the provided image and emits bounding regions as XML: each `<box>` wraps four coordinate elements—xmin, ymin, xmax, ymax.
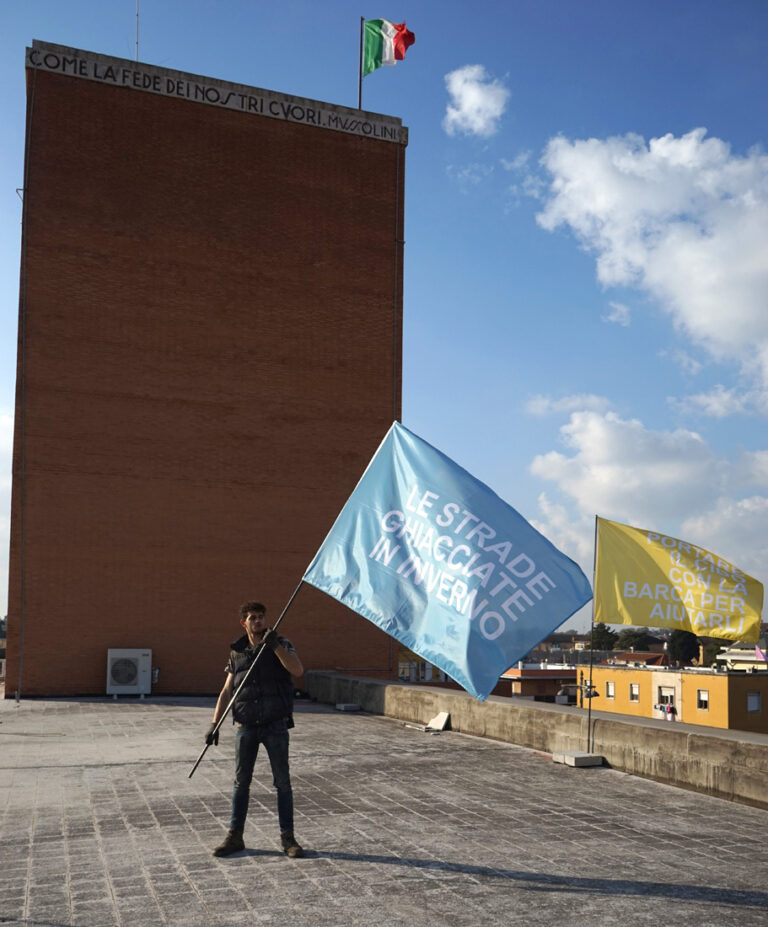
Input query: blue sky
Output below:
<box><xmin>2</xmin><ymin>2</ymin><xmax>767</xmax><ymax>629</ymax></box>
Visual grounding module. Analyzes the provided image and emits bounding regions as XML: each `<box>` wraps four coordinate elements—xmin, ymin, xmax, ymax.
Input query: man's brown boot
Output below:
<box><xmin>280</xmin><ymin>831</ymin><xmax>304</xmax><ymax>858</ymax></box>
<box><xmin>213</xmin><ymin>828</ymin><xmax>245</xmax><ymax>857</ymax></box>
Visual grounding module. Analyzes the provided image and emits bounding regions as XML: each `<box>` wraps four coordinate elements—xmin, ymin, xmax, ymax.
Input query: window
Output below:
<box><xmin>747</xmin><ymin>691</ymin><xmax>762</xmax><ymax>713</ymax></box>
<box><xmin>629</xmin><ymin>683</ymin><xmax>639</xmax><ymax>702</ymax></box>
<box><xmin>697</xmin><ymin>689</ymin><xmax>709</xmax><ymax>711</ymax></box>
<box><xmin>658</xmin><ymin>686</ymin><xmax>675</xmax><ymax>706</ymax></box>
<box><xmin>606</xmin><ymin>681</ymin><xmax>615</xmax><ymax>699</ymax></box>
<box><xmin>398</xmin><ymin>662</ymin><xmax>414</xmax><ymax>681</ymax></box>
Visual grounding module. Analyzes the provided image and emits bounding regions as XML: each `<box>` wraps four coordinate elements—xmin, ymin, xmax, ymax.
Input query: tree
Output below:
<box><xmin>668</xmin><ymin>629</ymin><xmax>699</xmax><ymax>665</ymax></box>
<box><xmin>699</xmin><ymin>639</ymin><xmax>723</xmax><ymax>667</ymax></box>
<box><xmin>615</xmin><ymin>627</ymin><xmax>650</xmax><ymax>651</ymax></box>
<box><xmin>589</xmin><ymin>622</ymin><xmax>618</xmax><ymax>650</ymax></box>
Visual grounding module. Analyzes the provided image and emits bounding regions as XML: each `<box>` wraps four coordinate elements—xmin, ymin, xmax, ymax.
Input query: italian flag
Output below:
<box><xmin>363</xmin><ymin>19</ymin><xmax>415</xmax><ymax>77</ymax></box>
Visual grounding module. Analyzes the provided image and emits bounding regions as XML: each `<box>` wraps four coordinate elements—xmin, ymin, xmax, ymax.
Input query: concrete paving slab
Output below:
<box><xmin>0</xmin><ymin>696</ymin><xmax>767</xmax><ymax>927</ymax></box>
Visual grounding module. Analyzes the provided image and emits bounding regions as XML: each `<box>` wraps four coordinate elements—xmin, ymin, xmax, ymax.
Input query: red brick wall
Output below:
<box><xmin>7</xmin><ymin>67</ymin><xmax>404</xmax><ymax>695</ymax></box>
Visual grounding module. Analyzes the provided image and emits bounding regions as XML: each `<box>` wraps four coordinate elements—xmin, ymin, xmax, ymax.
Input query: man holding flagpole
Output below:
<box><xmin>188</xmin><ymin>424</ymin><xmax>591</xmax><ymax>789</ymax></box>
<box><xmin>206</xmin><ymin>601</ymin><xmax>305</xmax><ymax>859</ymax></box>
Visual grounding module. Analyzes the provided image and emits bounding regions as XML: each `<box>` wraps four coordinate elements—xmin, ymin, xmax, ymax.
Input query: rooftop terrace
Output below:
<box><xmin>1</xmin><ymin>696</ymin><xmax>766</xmax><ymax>926</ymax></box>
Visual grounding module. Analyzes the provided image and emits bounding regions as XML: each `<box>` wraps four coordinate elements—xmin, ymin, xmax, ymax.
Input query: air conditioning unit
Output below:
<box><xmin>106</xmin><ymin>649</ymin><xmax>152</xmax><ymax>696</ymax></box>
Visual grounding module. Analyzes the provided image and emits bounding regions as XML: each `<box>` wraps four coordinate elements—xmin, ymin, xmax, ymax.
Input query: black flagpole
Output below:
<box><xmin>188</xmin><ymin>580</ymin><xmax>305</xmax><ymax>778</ymax></box>
<box><xmin>585</xmin><ymin>516</ymin><xmax>598</xmax><ymax>752</ymax></box>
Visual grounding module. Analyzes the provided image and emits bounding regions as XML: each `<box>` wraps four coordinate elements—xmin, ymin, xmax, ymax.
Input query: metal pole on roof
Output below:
<box><xmin>585</xmin><ymin>516</ymin><xmax>599</xmax><ymax>752</ymax></box>
<box><xmin>358</xmin><ymin>17</ymin><xmax>364</xmax><ymax>109</ymax></box>
<box><xmin>135</xmin><ymin>1</ymin><xmax>140</xmax><ymax>61</ymax></box>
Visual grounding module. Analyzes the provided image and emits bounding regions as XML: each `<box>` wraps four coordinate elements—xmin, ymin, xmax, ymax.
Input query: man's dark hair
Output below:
<box><xmin>240</xmin><ymin>601</ymin><xmax>266</xmax><ymax>619</ymax></box>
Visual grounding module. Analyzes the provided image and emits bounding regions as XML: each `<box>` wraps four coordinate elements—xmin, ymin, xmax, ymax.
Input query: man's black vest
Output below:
<box><xmin>228</xmin><ymin>635</ymin><xmax>294</xmax><ymax>727</ymax></box>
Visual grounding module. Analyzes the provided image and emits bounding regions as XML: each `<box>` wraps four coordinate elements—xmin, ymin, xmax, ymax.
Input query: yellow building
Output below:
<box><xmin>587</xmin><ymin>665</ymin><xmax>768</xmax><ymax>734</ymax></box>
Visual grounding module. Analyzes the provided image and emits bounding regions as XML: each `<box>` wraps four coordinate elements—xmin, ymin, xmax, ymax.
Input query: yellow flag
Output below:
<box><xmin>594</xmin><ymin>517</ymin><xmax>764</xmax><ymax>643</ymax></box>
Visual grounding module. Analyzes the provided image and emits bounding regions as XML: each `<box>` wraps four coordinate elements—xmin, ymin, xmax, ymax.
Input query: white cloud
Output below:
<box><xmin>739</xmin><ymin>450</ymin><xmax>768</xmax><ymax>486</ymax></box>
<box><xmin>670</xmin><ymin>385</ymin><xmax>768</xmax><ymax>417</ymax></box>
<box><xmin>670</xmin><ymin>384</ymin><xmax>748</xmax><ymax>418</ymax></box>
<box><xmin>536</xmin><ymin>128</ymin><xmax>768</xmax><ymax>387</ymax></box>
<box><xmin>521</xmin><ymin>172</ymin><xmax>545</xmax><ymax>200</ymax></box>
<box><xmin>681</xmin><ymin>497</ymin><xmax>768</xmax><ymax>579</ymax></box>
<box><xmin>529</xmin><ymin>493</ymin><xmax>594</xmax><ymax>567</ymax></box>
<box><xmin>446</xmin><ymin>162</ymin><xmax>494</xmax><ymax>187</ymax></box>
<box><xmin>602</xmin><ymin>301</ymin><xmax>631</xmax><ymax>326</ymax></box>
<box><xmin>660</xmin><ymin>348</ymin><xmax>704</xmax><ymax>376</ymax></box>
<box><xmin>530</xmin><ymin>409</ymin><xmax>724</xmax><ymax>524</ymax></box>
<box><xmin>501</xmin><ymin>151</ymin><xmax>531</xmax><ymax>172</ymax></box>
<box><xmin>529</xmin><ymin>406</ymin><xmax>768</xmax><ymax>585</ymax></box>
<box><xmin>526</xmin><ymin>393</ymin><xmax>612</xmax><ymax>416</ymax></box>
<box><xmin>443</xmin><ymin>65</ymin><xmax>509</xmax><ymax>138</ymax></box>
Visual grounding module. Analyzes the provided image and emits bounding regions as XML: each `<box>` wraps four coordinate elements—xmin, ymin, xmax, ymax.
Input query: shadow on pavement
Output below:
<box><xmin>306</xmin><ymin>851</ymin><xmax>768</xmax><ymax>908</ymax></box>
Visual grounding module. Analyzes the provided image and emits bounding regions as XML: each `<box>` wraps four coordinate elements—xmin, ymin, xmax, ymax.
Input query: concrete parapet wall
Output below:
<box><xmin>305</xmin><ymin>672</ymin><xmax>768</xmax><ymax>810</ymax></box>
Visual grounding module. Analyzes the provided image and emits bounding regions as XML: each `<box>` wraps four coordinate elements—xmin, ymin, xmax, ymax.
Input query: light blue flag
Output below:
<box><xmin>303</xmin><ymin>422</ymin><xmax>593</xmax><ymax>701</ymax></box>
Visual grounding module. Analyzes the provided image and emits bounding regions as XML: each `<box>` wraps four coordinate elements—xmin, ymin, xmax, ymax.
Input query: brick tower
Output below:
<box><xmin>7</xmin><ymin>42</ymin><xmax>405</xmax><ymax>695</ymax></box>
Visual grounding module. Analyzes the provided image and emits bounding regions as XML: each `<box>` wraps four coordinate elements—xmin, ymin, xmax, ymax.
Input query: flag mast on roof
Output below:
<box><xmin>358</xmin><ymin>17</ymin><xmax>416</xmax><ymax>109</ymax></box>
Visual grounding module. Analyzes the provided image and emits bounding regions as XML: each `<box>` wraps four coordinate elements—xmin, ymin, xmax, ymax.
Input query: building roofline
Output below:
<box><xmin>27</xmin><ymin>40</ymin><xmax>408</xmax><ymax>145</ymax></box>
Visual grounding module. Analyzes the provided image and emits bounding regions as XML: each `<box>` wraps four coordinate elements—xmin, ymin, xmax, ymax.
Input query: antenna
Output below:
<box><xmin>135</xmin><ymin>0</ymin><xmax>140</xmax><ymax>61</ymax></box>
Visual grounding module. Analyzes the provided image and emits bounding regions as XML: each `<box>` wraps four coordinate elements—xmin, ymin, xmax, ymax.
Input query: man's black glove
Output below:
<box><xmin>205</xmin><ymin>723</ymin><xmax>219</xmax><ymax>746</ymax></box>
<box><xmin>262</xmin><ymin>629</ymin><xmax>280</xmax><ymax>651</ymax></box>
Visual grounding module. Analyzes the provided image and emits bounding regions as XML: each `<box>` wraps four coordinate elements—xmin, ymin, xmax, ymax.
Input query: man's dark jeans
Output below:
<box><xmin>230</xmin><ymin>719</ymin><xmax>293</xmax><ymax>833</ymax></box>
